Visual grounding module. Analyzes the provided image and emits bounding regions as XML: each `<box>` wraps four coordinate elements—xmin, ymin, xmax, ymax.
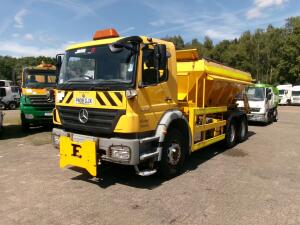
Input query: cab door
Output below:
<box><xmin>136</xmin><ymin>45</ymin><xmax>172</xmax><ymax>132</ymax></box>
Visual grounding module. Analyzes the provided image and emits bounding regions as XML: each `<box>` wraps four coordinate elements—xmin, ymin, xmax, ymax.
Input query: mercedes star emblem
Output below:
<box><xmin>78</xmin><ymin>109</ymin><xmax>89</xmax><ymax>124</ymax></box>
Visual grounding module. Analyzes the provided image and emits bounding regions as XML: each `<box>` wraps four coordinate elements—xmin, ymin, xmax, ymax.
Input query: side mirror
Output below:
<box><xmin>56</xmin><ymin>54</ymin><xmax>64</xmax><ymax>75</ymax></box>
<box><xmin>154</xmin><ymin>44</ymin><xmax>167</xmax><ymax>70</ymax></box>
<box><xmin>267</xmin><ymin>93</ymin><xmax>272</xmax><ymax>100</ymax></box>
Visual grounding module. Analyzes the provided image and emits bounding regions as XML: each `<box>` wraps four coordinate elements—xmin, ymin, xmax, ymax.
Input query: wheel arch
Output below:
<box><xmin>155</xmin><ymin>110</ymin><xmax>192</xmax><ymax>158</ymax></box>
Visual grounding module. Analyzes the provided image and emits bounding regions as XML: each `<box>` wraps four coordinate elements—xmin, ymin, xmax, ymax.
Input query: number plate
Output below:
<box><xmin>72</xmin><ymin>133</ymin><xmax>94</xmax><ymax>143</ymax></box>
<box><xmin>75</xmin><ymin>97</ymin><xmax>93</xmax><ymax>104</ymax></box>
<box><xmin>44</xmin><ymin>112</ymin><xmax>53</xmax><ymax>116</ymax></box>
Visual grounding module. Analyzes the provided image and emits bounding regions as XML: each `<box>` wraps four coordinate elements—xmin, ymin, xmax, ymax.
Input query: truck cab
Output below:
<box><xmin>242</xmin><ymin>84</ymin><xmax>279</xmax><ymax>123</ymax></box>
<box><xmin>291</xmin><ymin>85</ymin><xmax>300</xmax><ymax>104</ymax></box>
<box><xmin>277</xmin><ymin>84</ymin><xmax>292</xmax><ymax>105</ymax></box>
<box><xmin>20</xmin><ymin>63</ymin><xmax>57</xmax><ymax>129</ymax></box>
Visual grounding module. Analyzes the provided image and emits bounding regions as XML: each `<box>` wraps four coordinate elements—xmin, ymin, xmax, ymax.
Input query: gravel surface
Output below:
<box><xmin>1</xmin><ymin>106</ymin><xmax>300</xmax><ymax>225</ymax></box>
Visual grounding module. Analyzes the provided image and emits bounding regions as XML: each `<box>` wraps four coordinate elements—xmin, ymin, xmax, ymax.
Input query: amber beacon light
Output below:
<box><xmin>93</xmin><ymin>28</ymin><xmax>119</xmax><ymax>40</ymax></box>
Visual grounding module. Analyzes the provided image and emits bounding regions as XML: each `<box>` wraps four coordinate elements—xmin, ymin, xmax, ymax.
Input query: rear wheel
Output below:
<box><xmin>9</xmin><ymin>101</ymin><xmax>17</xmax><ymax>110</ymax></box>
<box><xmin>225</xmin><ymin>119</ymin><xmax>237</xmax><ymax>148</ymax></box>
<box><xmin>159</xmin><ymin>129</ymin><xmax>186</xmax><ymax>179</ymax></box>
<box><xmin>273</xmin><ymin>108</ymin><xmax>278</xmax><ymax>122</ymax></box>
<box><xmin>237</xmin><ymin>116</ymin><xmax>248</xmax><ymax>143</ymax></box>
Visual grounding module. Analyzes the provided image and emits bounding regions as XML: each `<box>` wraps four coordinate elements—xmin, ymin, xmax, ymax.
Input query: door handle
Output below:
<box><xmin>165</xmin><ymin>97</ymin><xmax>172</xmax><ymax>102</ymax></box>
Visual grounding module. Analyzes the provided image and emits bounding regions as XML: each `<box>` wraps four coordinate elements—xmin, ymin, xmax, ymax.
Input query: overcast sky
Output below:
<box><xmin>0</xmin><ymin>0</ymin><xmax>299</xmax><ymax>57</ymax></box>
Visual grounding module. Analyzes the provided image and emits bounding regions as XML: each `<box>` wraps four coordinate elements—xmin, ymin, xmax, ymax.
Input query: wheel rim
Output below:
<box><xmin>167</xmin><ymin>142</ymin><xmax>181</xmax><ymax>166</ymax></box>
<box><xmin>10</xmin><ymin>104</ymin><xmax>16</xmax><ymax>109</ymax></box>
<box><xmin>230</xmin><ymin>124</ymin><xmax>235</xmax><ymax>143</ymax></box>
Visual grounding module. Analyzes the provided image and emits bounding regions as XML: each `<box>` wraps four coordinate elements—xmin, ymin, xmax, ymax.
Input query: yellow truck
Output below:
<box><xmin>52</xmin><ymin>29</ymin><xmax>252</xmax><ymax>178</ymax></box>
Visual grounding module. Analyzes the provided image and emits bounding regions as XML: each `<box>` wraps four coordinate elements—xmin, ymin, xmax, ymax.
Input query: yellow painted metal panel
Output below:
<box><xmin>176</xmin><ymin>49</ymin><xmax>199</xmax><ymax>61</ymax></box>
<box><xmin>22</xmin><ymin>88</ymin><xmax>49</xmax><ymax>96</ymax></box>
<box><xmin>55</xmin><ymin>90</ymin><xmax>126</xmax><ymax>109</ymax></box>
<box><xmin>192</xmin><ymin>134</ymin><xmax>225</xmax><ymax>151</ymax></box>
<box><xmin>60</xmin><ymin>136</ymin><xmax>97</xmax><ymax>176</ymax></box>
<box><xmin>178</xmin><ymin>93</ymin><xmax>187</xmax><ymax>101</ymax></box>
<box><xmin>207</xmin><ymin>74</ymin><xmax>252</xmax><ymax>85</ymax></box>
<box><xmin>193</xmin><ymin>106</ymin><xmax>227</xmax><ymax>115</ymax></box>
<box><xmin>194</xmin><ymin>120</ymin><xmax>226</xmax><ymax>133</ymax></box>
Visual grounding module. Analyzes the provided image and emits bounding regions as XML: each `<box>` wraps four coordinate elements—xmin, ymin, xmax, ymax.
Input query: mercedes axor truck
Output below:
<box><xmin>52</xmin><ymin>29</ymin><xmax>253</xmax><ymax>178</ymax></box>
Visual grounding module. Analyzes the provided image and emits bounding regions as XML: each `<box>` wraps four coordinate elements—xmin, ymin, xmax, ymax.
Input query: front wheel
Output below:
<box><xmin>158</xmin><ymin>129</ymin><xmax>186</xmax><ymax>179</ymax></box>
<box><xmin>21</xmin><ymin>113</ymin><xmax>30</xmax><ymax>130</ymax></box>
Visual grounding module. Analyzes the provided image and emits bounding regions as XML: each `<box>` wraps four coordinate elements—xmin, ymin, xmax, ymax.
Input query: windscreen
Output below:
<box><xmin>292</xmin><ymin>91</ymin><xmax>300</xmax><ymax>96</ymax></box>
<box><xmin>246</xmin><ymin>87</ymin><xmax>265</xmax><ymax>101</ymax></box>
<box><xmin>24</xmin><ymin>69</ymin><xmax>57</xmax><ymax>88</ymax></box>
<box><xmin>278</xmin><ymin>90</ymin><xmax>285</xmax><ymax>95</ymax></box>
<box><xmin>58</xmin><ymin>44</ymin><xmax>137</xmax><ymax>90</ymax></box>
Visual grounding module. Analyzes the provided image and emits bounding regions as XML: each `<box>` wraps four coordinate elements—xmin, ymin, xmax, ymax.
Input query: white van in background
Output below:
<box><xmin>291</xmin><ymin>85</ymin><xmax>300</xmax><ymax>105</ymax></box>
<box><xmin>277</xmin><ymin>84</ymin><xmax>292</xmax><ymax>105</ymax></box>
<box><xmin>0</xmin><ymin>80</ymin><xmax>13</xmax><ymax>87</ymax></box>
<box><xmin>0</xmin><ymin>86</ymin><xmax>21</xmax><ymax>110</ymax></box>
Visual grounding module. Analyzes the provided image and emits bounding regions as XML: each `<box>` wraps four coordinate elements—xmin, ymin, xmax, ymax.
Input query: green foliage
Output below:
<box><xmin>0</xmin><ymin>56</ymin><xmax>55</xmax><ymax>83</ymax></box>
<box><xmin>163</xmin><ymin>17</ymin><xmax>300</xmax><ymax>85</ymax></box>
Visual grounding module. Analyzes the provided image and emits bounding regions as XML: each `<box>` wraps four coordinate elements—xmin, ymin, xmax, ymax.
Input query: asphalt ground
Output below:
<box><xmin>0</xmin><ymin>106</ymin><xmax>300</xmax><ymax>225</ymax></box>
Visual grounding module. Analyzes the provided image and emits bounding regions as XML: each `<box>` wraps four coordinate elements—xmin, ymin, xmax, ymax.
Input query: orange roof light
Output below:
<box><xmin>93</xmin><ymin>28</ymin><xmax>119</xmax><ymax>40</ymax></box>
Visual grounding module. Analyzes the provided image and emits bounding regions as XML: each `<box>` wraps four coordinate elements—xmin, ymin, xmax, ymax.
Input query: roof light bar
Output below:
<box><xmin>93</xmin><ymin>28</ymin><xmax>119</xmax><ymax>40</ymax></box>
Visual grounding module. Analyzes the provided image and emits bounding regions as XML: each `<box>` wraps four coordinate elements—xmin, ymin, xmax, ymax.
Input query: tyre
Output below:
<box><xmin>21</xmin><ymin>113</ymin><xmax>30</xmax><ymax>130</ymax></box>
<box><xmin>237</xmin><ymin>116</ymin><xmax>248</xmax><ymax>143</ymax></box>
<box><xmin>266</xmin><ymin>110</ymin><xmax>272</xmax><ymax>124</ymax></box>
<box><xmin>159</xmin><ymin>129</ymin><xmax>186</xmax><ymax>179</ymax></box>
<box><xmin>0</xmin><ymin>103</ymin><xmax>5</xmax><ymax>110</ymax></box>
<box><xmin>273</xmin><ymin>108</ymin><xmax>278</xmax><ymax>122</ymax></box>
<box><xmin>9</xmin><ymin>102</ymin><xmax>17</xmax><ymax>110</ymax></box>
<box><xmin>225</xmin><ymin>119</ymin><xmax>237</xmax><ymax>148</ymax></box>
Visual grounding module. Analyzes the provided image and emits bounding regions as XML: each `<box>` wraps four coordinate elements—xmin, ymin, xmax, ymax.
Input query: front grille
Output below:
<box><xmin>250</xmin><ymin>107</ymin><xmax>260</xmax><ymax>112</ymax></box>
<box><xmin>26</xmin><ymin>95</ymin><xmax>54</xmax><ymax>107</ymax></box>
<box><xmin>57</xmin><ymin>106</ymin><xmax>125</xmax><ymax>135</ymax></box>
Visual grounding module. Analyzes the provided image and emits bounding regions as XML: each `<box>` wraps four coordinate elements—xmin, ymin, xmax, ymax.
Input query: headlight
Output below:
<box><xmin>52</xmin><ymin>133</ymin><xmax>60</xmax><ymax>148</ymax></box>
<box><xmin>109</xmin><ymin>145</ymin><xmax>131</xmax><ymax>161</ymax></box>
<box><xmin>25</xmin><ymin>114</ymin><xmax>34</xmax><ymax>119</ymax></box>
<box><xmin>125</xmin><ymin>89</ymin><xmax>137</xmax><ymax>99</ymax></box>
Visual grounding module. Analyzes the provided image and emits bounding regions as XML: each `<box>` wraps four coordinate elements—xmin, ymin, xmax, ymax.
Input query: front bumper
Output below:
<box><xmin>52</xmin><ymin>128</ymin><xmax>159</xmax><ymax>166</ymax></box>
<box><xmin>292</xmin><ymin>99</ymin><xmax>300</xmax><ymax>104</ymax></box>
<box><xmin>21</xmin><ymin>105</ymin><xmax>53</xmax><ymax>123</ymax></box>
<box><xmin>247</xmin><ymin>113</ymin><xmax>267</xmax><ymax>122</ymax></box>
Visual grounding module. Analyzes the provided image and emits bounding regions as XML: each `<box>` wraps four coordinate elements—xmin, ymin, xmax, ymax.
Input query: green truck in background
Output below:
<box><xmin>20</xmin><ymin>63</ymin><xmax>57</xmax><ymax>129</ymax></box>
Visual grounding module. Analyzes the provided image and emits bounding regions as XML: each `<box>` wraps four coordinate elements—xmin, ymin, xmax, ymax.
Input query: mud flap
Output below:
<box><xmin>59</xmin><ymin>136</ymin><xmax>97</xmax><ymax>176</ymax></box>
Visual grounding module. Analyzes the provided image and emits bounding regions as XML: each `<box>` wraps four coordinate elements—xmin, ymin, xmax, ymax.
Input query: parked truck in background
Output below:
<box><xmin>0</xmin><ymin>80</ymin><xmax>20</xmax><ymax>110</ymax></box>
<box><xmin>291</xmin><ymin>85</ymin><xmax>300</xmax><ymax>105</ymax></box>
<box><xmin>20</xmin><ymin>62</ymin><xmax>57</xmax><ymax>129</ymax></box>
<box><xmin>238</xmin><ymin>84</ymin><xmax>279</xmax><ymax>124</ymax></box>
<box><xmin>277</xmin><ymin>84</ymin><xmax>292</xmax><ymax>105</ymax></box>
<box><xmin>0</xmin><ymin>80</ymin><xmax>13</xmax><ymax>87</ymax></box>
<box><xmin>52</xmin><ymin>29</ymin><xmax>252</xmax><ymax>178</ymax></box>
